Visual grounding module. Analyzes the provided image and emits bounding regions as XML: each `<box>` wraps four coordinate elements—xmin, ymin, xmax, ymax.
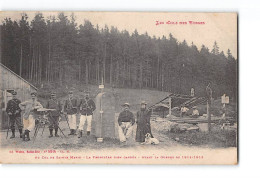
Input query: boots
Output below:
<box><xmin>49</xmin><ymin>129</ymin><xmax>53</xmax><ymax>138</ymax></box>
<box><xmin>26</xmin><ymin>130</ymin><xmax>30</xmax><ymax>141</ymax></box>
<box><xmin>87</xmin><ymin>131</ymin><xmax>90</xmax><ymax>136</ymax></box>
<box><xmin>72</xmin><ymin>129</ymin><xmax>76</xmax><ymax>135</ymax></box>
<box><xmin>68</xmin><ymin>129</ymin><xmax>74</xmax><ymax>135</ymax></box>
<box><xmin>54</xmin><ymin>128</ymin><xmax>59</xmax><ymax>137</ymax></box>
<box><xmin>22</xmin><ymin>130</ymin><xmax>30</xmax><ymax>141</ymax></box>
<box><xmin>78</xmin><ymin>130</ymin><xmax>82</xmax><ymax>138</ymax></box>
<box><xmin>22</xmin><ymin>131</ymin><xmax>26</xmax><ymax>141</ymax></box>
<box><xmin>19</xmin><ymin>129</ymin><xmax>23</xmax><ymax>138</ymax></box>
<box><xmin>10</xmin><ymin>129</ymin><xmax>15</xmax><ymax>139</ymax></box>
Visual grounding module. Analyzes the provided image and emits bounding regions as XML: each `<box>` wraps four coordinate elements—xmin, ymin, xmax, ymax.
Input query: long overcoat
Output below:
<box><xmin>136</xmin><ymin>109</ymin><xmax>153</xmax><ymax>142</ymax></box>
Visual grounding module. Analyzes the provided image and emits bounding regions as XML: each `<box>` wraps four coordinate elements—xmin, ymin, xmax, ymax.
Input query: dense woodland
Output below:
<box><xmin>0</xmin><ymin>13</ymin><xmax>237</xmax><ymax>99</ymax></box>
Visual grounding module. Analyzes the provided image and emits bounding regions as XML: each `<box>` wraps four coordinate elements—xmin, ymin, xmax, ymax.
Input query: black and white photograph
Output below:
<box><xmin>0</xmin><ymin>11</ymin><xmax>237</xmax><ymax>164</ymax></box>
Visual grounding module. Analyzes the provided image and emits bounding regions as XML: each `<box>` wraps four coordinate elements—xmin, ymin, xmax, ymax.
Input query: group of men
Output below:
<box><xmin>6</xmin><ymin>90</ymin><xmax>96</xmax><ymax>141</ymax></box>
<box><xmin>6</xmin><ymin>89</ymin><xmax>155</xmax><ymax>145</ymax></box>
<box><xmin>63</xmin><ymin>90</ymin><xmax>96</xmax><ymax>137</ymax></box>
<box><xmin>180</xmin><ymin>105</ymin><xmax>200</xmax><ymax>118</ymax></box>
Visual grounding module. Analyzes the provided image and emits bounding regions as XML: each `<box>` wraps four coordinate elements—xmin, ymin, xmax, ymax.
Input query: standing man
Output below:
<box><xmin>19</xmin><ymin>92</ymin><xmax>43</xmax><ymax>141</ymax></box>
<box><xmin>136</xmin><ymin>101</ymin><xmax>153</xmax><ymax>143</ymax></box>
<box><xmin>46</xmin><ymin>92</ymin><xmax>62</xmax><ymax>137</ymax></box>
<box><xmin>64</xmin><ymin>91</ymin><xmax>78</xmax><ymax>135</ymax></box>
<box><xmin>118</xmin><ymin>103</ymin><xmax>135</xmax><ymax>144</ymax></box>
<box><xmin>6</xmin><ymin>91</ymin><xmax>23</xmax><ymax>139</ymax></box>
<box><xmin>78</xmin><ymin>90</ymin><xmax>96</xmax><ymax>138</ymax></box>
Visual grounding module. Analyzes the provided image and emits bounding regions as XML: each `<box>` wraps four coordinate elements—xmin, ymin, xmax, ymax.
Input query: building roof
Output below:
<box><xmin>0</xmin><ymin>63</ymin><xmax>37</xmax><ymax>90</ymax></box>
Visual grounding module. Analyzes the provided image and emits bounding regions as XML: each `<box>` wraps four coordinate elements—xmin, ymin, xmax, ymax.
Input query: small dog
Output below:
<box><xmin>141</xmin><ymin>133</ymin><xmax>159</xmax><ymax>145</ymax></box>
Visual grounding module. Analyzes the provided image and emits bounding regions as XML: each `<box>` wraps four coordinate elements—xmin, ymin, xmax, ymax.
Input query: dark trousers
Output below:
<box><xmin>9</xmin><ymin>115</ymin><xmax>23</xmax><ymax>130</ymax></box>
<box><xmin>49</xmin><ymin>116</ymin><xmax>59</xmax><ymax>129</ymax></box>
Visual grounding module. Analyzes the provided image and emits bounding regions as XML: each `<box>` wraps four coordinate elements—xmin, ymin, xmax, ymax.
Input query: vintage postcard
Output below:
<box><xmin>0</xmin><ymin>12</ymin><xmax>238</xmax><ymax>164</ymax></box>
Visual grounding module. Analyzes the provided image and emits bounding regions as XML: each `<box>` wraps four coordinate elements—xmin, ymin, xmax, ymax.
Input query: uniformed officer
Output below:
<box><xmin>46</xmin><ymin>92</ymin><xmax>62</xmax><ymax>137</ymax></box>
<box><xmin>64</xmin><ymin>91</ymin><xmax>78</xmax><ymax>135</ymax></box>
<box><xmin>78</xmin><ymin>90</ymin><xmax>96</xmax><ymax>138</ymax></box>
<box><xmin>6</xmin><ymin>91</ymin><xmax>23</xmax><ymax>139</ymax></box>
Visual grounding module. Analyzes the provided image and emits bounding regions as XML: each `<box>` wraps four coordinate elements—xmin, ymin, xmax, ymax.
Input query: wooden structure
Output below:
<box><xmin>0</xmin><ymin>63</ymin><xmax>37</xmax><ymax>129</ymax></box>
<box><xmin>149</xmin><ymin>93</ymin><xmax>207</xmax><ymax>116</ymax></box>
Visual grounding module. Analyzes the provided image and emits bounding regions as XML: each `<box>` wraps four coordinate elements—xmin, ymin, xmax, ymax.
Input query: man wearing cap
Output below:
<box><xmin>19</xmin><ymin>92</ymin><xmax>43</xmax><ymax>141</ymax></box>
<box><xmin>46</xmin><ymin>92</ymin><xmax>62</xmax><ymax>137</ymax></box>
<box><xmin>136</xmin><ymin>101</ymin><xmax>153</xmax><ymax>143</ymax></box>
<box><xmin>64</xmin><ymin>91</ymin><xmax>78</xmax><ymax>135</ymax></box>
<box><xmin>118</xmin><ymin>103</ymin><xmax>135</xmax><ymax>144</ymax></box>
<box><xmin>78</xmin><ymin>90</ymin><xmax>96</xmax><ymax>138</ymax></box>
<box><xmin>6</xmin><ymin>91</ymin><xmax>23</xmax><ymax>139</ymax></box>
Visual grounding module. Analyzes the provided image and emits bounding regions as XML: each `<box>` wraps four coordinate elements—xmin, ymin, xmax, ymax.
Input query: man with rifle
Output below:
<box><xmin>64</xmin><ymin>91</ymin><xmax>78</xmax><ymax>135</ymax></box>
<box><xmin>78</xmin><ymin>90</ymin><xmax>96</xmax><ymax>138</ymax></box>
<box><xmin>6</xmin><ymin>90</ymin><xmax>23</xmax><ymax>139</ymax></box>
<box><xmin>46</xmin><ymin>92</ymin><xmax>62</xmax><ymax>138</ymax></box>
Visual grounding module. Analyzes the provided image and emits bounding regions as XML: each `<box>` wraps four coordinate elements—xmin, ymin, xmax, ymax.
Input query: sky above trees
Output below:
<box><xmin>0</xmin><ymin>12</ymin><xmax>237</xmax><ymax>58</ymax></box>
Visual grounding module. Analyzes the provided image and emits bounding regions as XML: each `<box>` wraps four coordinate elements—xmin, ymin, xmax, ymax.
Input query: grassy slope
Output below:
<box><xmin>37</xmin><ymin>84</ymin><xmax>171</xmax><ymax>113</ymax></box>
<box><xmin>37</xmin><ymin>83</ymin><xmax>237</xmax><ymax>117</ymax></box>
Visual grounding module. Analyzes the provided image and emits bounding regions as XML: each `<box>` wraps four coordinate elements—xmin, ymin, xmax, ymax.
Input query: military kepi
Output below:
<box><xmin>122</xmin><ymin>102</ymin><xmax>130</xmax><ymax>107</ymax></box>
<box><xmin>31</xmin><ymin>92</ymin><xmax>37</xmax><ymax>96</ymax></box>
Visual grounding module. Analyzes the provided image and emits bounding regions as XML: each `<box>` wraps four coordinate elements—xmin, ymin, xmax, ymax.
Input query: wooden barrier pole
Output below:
<box><xmin>206</xmin><ymin>83</ymin><xmax>212</xmax><ymax>133</ymax></box>
<box><xmin>207</xmin><ymin>99</ymin><xmax>211</xmax><ymax>132</ymax></box>
<box><xmin>169</xmin><ymin>97</ymin><xmax>172</xmax><ymax>116</ymax></box>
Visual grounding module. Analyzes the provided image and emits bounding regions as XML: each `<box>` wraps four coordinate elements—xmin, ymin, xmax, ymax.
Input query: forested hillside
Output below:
<box><xmin>0</xmin><ymin>13</ymin><xmax>237</xmax><ymax>99</ymax></box>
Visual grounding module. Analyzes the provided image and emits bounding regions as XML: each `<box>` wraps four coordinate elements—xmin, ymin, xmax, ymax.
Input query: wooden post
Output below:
<box><xmin>169</xmin><ymin>97</ymin><xmax>172</xmax><ymax>116</ymax></box>
<box><xmin>97</xmin><ymin>78</ymin><xmax>104</xmax><ymax>142</ymax></box>
<box><xmin>207</xmin><ymin>100</ymin><xmax>211</xmax><ymax>132</ymax></box>
<box><xmin>206</xmin><ymin>83</ymin><xmax>212</xmax><ymax>133</ymax></box>
<box><xmin>19</xmin><ymin>44</ymin><xmax>23</xmax><ymax>76</ymax></box>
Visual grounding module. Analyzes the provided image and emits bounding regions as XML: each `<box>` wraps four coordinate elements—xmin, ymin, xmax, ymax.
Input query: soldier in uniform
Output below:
<box><xmin>78</xmin><ymin>90</ymin><xmax>96</xmax><ymax>138</ymax></box>
<box><xmin>46</xmin><ymin>92</ymin><xmax>62</xmax><ymax>137</ymax></box>
<box><xmin>136</xmin><ymin>101</ymin><xmax>153</xmax><ymax>143</ymax></box>
<box><xmin>64</xmin><ymin>91</ymin><xmax>78</xmax><ymax>135</ymax></box>
<box><xmin>6</xmin><ymin>91</ymin><xmax>23</xmax><ymax>139</ymax></box>
<box><xmin>19</xmin><ymin>92</ymin><xmax>43</xmax><ymax>141</ymax></box>
<box><xmin>118</xmin><ymin>103</ymin><xmax>135</xmax><ymax>144</ymax></box>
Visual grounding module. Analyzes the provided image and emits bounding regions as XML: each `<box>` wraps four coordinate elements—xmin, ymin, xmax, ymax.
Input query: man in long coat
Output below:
<box><xmin>136</xmin><ymin>101</ymin><xmax>153</xmax><ymax>143</ymax></box>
